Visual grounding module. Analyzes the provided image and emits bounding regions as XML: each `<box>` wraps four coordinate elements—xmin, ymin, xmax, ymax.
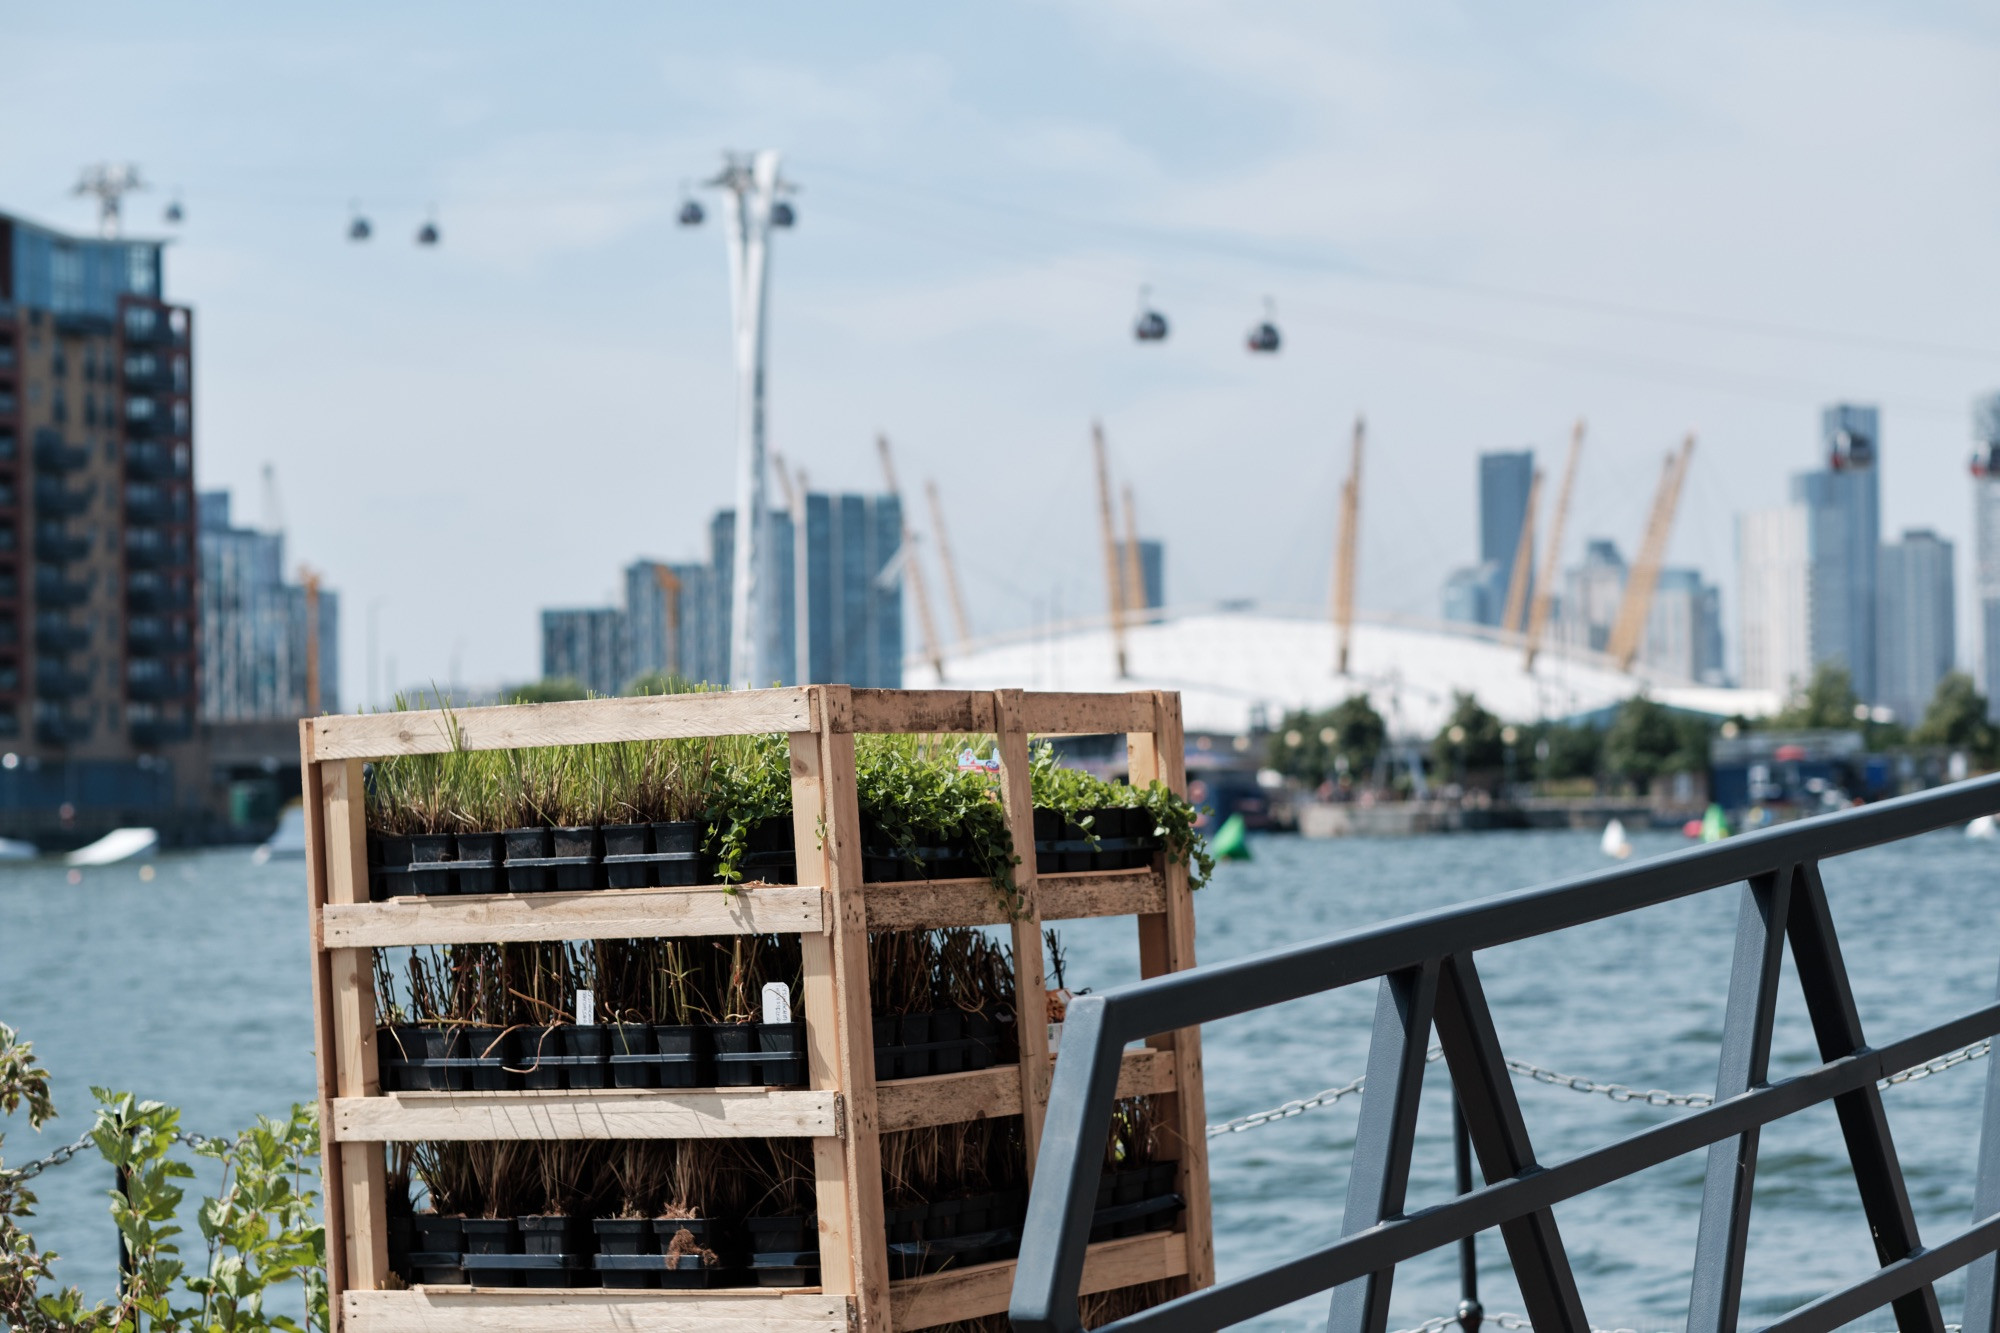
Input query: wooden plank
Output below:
<box><xmin>843</xmin><ymin>688</ymin><xmax>996</xmax><ymax>735</ymax></box>
<box><xmin>876</xmin><ymin>1048</ymin><xmax>1177</xmax><ymax>1133</ymax></box>
<box><xmin>861</xmin><ymin>868</ymin><xmax>1164</xmax><ymax>930</ymax></box>
<box><xmin>310</xmin><ymin>688</ymin><xmax>815</xmax><ymax>760</ymax></box>
<box><xmin>344</xmin><ymin>1288</ymin><xmax>850</xmax><ymax>1333</ymax></box>
<box><xmin>1017</xmin><ymin>691</ymin><xmax>1158</xmax><ymax>738</ymax></box>
<box><xmin>334</xmin><ymin>1089</ymin><xmax>838</xmax><ymax>1142</ymax></box>
<box><xmin>325</xmin><ymin>758</ymin><xmax>391</xmax><ymax>1298</ymax></box>
<box><xmin>301</xmin><ymin>729</ymin><xmax>350</xmax><ymax>1327</ymax></box>
<box><xmin>993</xmin><ymin>689</ymin><xmax>1052</xmax><ymax>1172</ymax></box>
<box><xmin>816</xmin><ymin>687</ymin><xmax>891</xmax><ymax>1333</ymax></box>
<box><xmin>790</xmin><ymin>725</ymin><xmax>857</xmax><ymax>1302</ymax></box>
<box><xmin>889</xmin><ymin>1231</ymin><xmax>1190</xmax><ymax>1331</ymax></box>
<box><xmin>323</xmin><ymin>885</ymin><xmax>824</xmax><ymax>949</ymax></box>
<box><xmin>1129</xmin><ymin>691</ymin><xmax>1216</xmax><ymax>1295</ymax></box>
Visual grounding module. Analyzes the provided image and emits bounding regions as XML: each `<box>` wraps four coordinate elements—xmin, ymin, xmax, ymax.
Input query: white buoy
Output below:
<box><xmin>1601</xmin><ymin>817</ymin><xmax>1633</xmax><ymax>860</ymax></box>
<box><xmin>1969</xmin><ymin>815</ymin><xmax>1997</xmax><ymax>840</ymax></box>
<box><xmin>252</xmin><ymin>805</ymin><xmax>309</xmax><ymax>864</ymax></box>
<box><xmin>66</xmin><ymin>827</ymin><xmax>159</xmax><ymax>866</ymax></box>
<box><xmin>0</xmin><ymin>837</ymin><xmax>38</xmax><ymax>861</ymax></box>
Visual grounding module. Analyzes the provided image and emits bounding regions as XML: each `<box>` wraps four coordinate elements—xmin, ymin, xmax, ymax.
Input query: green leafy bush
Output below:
<box><xmin>1029</xmin><ymin>744</ymin><xmax>1214</xmax><ymax>889</ymax></box>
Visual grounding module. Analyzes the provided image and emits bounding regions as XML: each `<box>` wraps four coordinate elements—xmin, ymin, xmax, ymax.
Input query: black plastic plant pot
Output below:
<box><xmin>601</xmin><ymin>824</ymin><xmax>652</xmax><ymax>889</ymax></box>
<box><xmin>655</xmin><ymin>1217</ymin><xmax>717</xmax><ymax>1253</ymax></box>
<box><xmin>964</xmin><ymin>1011</ymin><xmax>998</xmax><ymax>1070</ymax></box>
<box><xmin>659</xmin><ymin>1253</ymin><xmax>715</xmax><ymax>1289</ymax></box>
<box><xmin>608</xmin><ymin>1023</ymin><xmax>653</xmax><ymax>1086</ymax></box>
<box><xmin>413</xmin><ymin>1214</ymin><xmax>466</xmax><ymax>1257</ymax></box>
<box><xmin>740</xmin><ymin>816</ymin><xmax>797</xmax><ymax>885</ymax></box>
<box><xmin>408</xmin><ymin>832</ymin><xmax>457</xmax><ymax>895</ymax></box>
<box><xmin>415</xmin><ymin>1026</ymin><xmax>467</xmax><ymax>1092</ymax></box>
<box><xmin>748</xmin><ymin>1216</ymin><xmax>813</xmax><ymax>1254</ymax></box>
<box><xmin>758</xmin><ymin>1021</ymin><xmax>807</xmax><ymax>1087</ymax></box>
<box><xmin>872</xmin><ymin>1016</ymin><xmax>900</xmax><ymax>1081</ymax></box>
<box><xmin>461</xmin><ymin>1026</ymin><xmax>513</xmax><ymax>1091</ymax></box>
<box><xmin>503</xmin><ymin>827</ymin><xmax>554</xmax><ymax>893</ymax></box>
<box><xmin>710</xmin><ymin>1023</ymin><xmax>758</xmax><ymax>1087</ymax></box>
<box><xmin>652</xmin><ymin>821</ymin><xmax>704</xmax><ymax>886</ymax></box>
<box><xmin>551</xmin><ymin>826</ymin><xmax>602</xmax><ymax>891</ymax></box>
<box><xmin>514</xmin><ymin>1027</ymin><xmax>565</xmax><ymax>1090</ymax></box>
<box><xmin>461</xmin><ymin>1218</ymin><xmax>520</xmax><ymax>1255</ymax></box>
<box><xmin>926</xmin><ymin>1198</ymin><xmax>963</xmax><ymax>1241</ymax></box>
<box><xmin>371</xmin><ymin>833</ymin><xmax>412</xmax><ymax>901</ymax></box>
<box><xmin>562</xmin><ymin>1025</ymin><xmax>610</xmax><ymax>1089</ymax></box>
<box><xmin>884</xmin><ymin>1203</ymin><xmax>928</xmax><ymax>1244</ymax></box>
<box><xmin>654</xmin><ymin>1025</ymin><xmax>711</xmax><ymax>1088</ymax></box>
<box><xmin>518</xmin><ymin>1215</ymin><xmax>584</xmax><ymax>1257</ymax></box>
<box><xmin>593</xmin><ymin>1218</ymin><xmax>652</xmax><ymax>1256</ymax></box>
<box><xmin>454</xmin><ymin>831</ymin><xmax>503</xmax><ymax>894</ymax></box>
<box><xmin>931</xmin><ymin>1010</ymin><xmax>967</xmax><ymax>1075</ymax></box>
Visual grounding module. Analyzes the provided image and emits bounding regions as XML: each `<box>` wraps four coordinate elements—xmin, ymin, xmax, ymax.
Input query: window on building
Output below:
<box><xmin>171</xmin><ymin>401</ymin><xmax>188</xmax><ymax>436</ymax></box>
<box><xmin>126</xmin><ymin>246</ymin><xmax>157</xmax><ymax>297</ymax></box>
<box><xmin>123</xmin><ymin>306</ymin><xmax>155</xmax><ymax>340</ymax></box>
<box><xmin>172</xmin><ymin>357</ymin><xmax>188</xmax><ymax>393</ymax></box>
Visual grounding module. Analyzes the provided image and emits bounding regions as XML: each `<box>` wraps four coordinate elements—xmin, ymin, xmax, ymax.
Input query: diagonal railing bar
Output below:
<box><xmin>1011</xmin><ymin>772</ymin><xmax>2000</xmax><ymax>1333</ymax></box>
<box><xmin>1757</xmin><ymin>1212</ymin><xmax>2000</xmax><ymax>1333</ymax></box>
<box><xmin>1331</xmin><ymin>962</ymin><xmax>1442</xmax><ymax>1333</ymax></box>
<box><xmin>1689</xmin><ymin>867</ymin><xmax>1793</xmax><ymax>1333</ymax></box>
<box><xmin>1789</xmin><ymin>861</ymin><xmax>1946</xmax><ymax>1333</ymax></box>
<box><xmin>1433</xmin><ymin>952</ymin><xmax>1588</xmax><ymax>1333</ymax></box>
<box><xmin>1964</xmin><ymin>1025</ymin><xmax>2000</xmax><ymax>1333</ymax></box>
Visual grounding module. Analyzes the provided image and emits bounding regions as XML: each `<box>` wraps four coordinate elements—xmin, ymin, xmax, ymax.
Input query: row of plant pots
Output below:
<box><xmin>1031</xmin><ymin>807</ymin><xmax>1160</xmax><ymax>874</ymax></box>
<box><xmin>392</xmin><ymin>1213</ymin><xmax>816</xmax><ymax>1290</ymax></box>
<box><xmin>871</xmin><ymin>1009</ymin><xmax>1007</xmax><ymax>1082</ymax></box>
<box><xmin>379</xmin><ymin>1022</ymin><xmax>807</xmax><ymax>1091</ymax></box>
<box><xmin>877</xmin><ymin>1165</ymin><xmax>1183</xmax><ymax>1281</ymax></box>
<box><xmin>366</xmin><ymin>819</ymin><xmax>798</xmax><ymax>901</ymax></box>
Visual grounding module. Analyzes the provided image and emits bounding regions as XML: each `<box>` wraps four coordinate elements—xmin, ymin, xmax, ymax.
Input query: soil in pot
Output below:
<box><xmin>407</xmin><ymin>832</ymin><xmax>457</xmax><ymax>894</ymax></box>
<box><xmin>454</xmin><ymin>831</ymin><xmax>502</xmax><ymax>894</ymax></box>
<box><xmin>551</xmin><ymin>826</ymin><xmax>603</xmax><ymax>891</ymax></box>
<box><xmin>503</xmin><ymin>827</ymin><xmax>554</xmax><ymax>893</ymax></box>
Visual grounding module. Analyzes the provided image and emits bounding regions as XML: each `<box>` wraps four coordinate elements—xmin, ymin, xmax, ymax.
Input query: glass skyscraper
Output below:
<box><xmin>1790</xmin><ymin>404</ymin><xmax>1881</xmax><ymax>701</ymax></box>
<box><xmin>1478</xmin><ymin>449</ymin><xmax>1535</xmax><ymax>627</ymax></box>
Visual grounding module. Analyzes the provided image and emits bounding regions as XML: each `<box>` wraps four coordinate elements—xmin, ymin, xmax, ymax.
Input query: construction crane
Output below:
<box><xmin>1523</xmin><ymin>420</ymin><xmax>1585</xmax><ymax>671</ymax></box>
<box><xmin>1120</xmin><ymin>484</ymin><xmax>1148</xmax><ymax>625</ymax></box>
<box><xmin>1331</xmin><ymin>416</ymin><xmax>1364</xmax><ymax>676</ymax></box>
<box><xmin>771</xmin><ymin>450</ymin><xmax>811</xmax><ymax>685</ymax></box>
<box><xmin>300</xmin><ymin>566</ymin><xmax>322</xmax><ymax>715</ymax></box>
<box><xmin>1498</xmin><ymin>468</ymin><xmax>1544</xmax><ymax>635</ymax></box>
<box><xmin>925</xmin><ymin>479</ymin><xmax>974</xmax><ymax>650</ymax></box>
<box><xmin>1604</xmin><ymin>433</ymin><xmax>1697</xmax><ymax>672</ymax></box>
<box><xmin>652</xmin><ymin>564</ymin><xmax>684</xmax><ymax>678</ymax></box>
<box><xmin>876</xmin><ymin>435</ymin><xmax>947</xmax><ymax>682</ymax></box>
<box><xmin>1091</xmin><ymin>422</ymin><xmax>1130</xmax><ymax>678</ymax></box>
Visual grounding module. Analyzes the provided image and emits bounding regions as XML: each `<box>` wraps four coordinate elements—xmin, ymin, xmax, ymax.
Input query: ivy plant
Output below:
<box><xmin>856</xmin><ymin>735</ymin><xmax>1023</xmax><ymax>918</ymax></box>
<box><xmin>1028</xmin><ymin>743</ymin><xmax>1215</xmax><ymax>889</ymax></box>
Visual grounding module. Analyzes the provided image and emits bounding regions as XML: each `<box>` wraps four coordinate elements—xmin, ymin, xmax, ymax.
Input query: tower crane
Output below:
<box><xmin>771</xmin><ymin>450</ymin><xmax>810</xmax><ymax>686</ymax></box>
<box><xmin>876</xmin><ymin>435</ymin><xmax>947</xmax><ymax>682</ymax></box>
<box><xmin>1092</xmin><ymin>422</ymin><xmax>1130</xmax><ymax>677</ymax></box>
<box><xmin>1120</xmin><ymin>484</ymin><xmax>1148</xmax><ymax>625</ymax></box>
<box><xmin>1605</xmin><ymin>433</ymin><xmax>1697</xmax><ymax>673</ymax></box>
<box><xmin>1522</xmin><ymin>420</ymin><xmax>1585</xmax><ymax>671</ymax></box>
<box><xmin>652</xmin><ymin>564</ymin><xmax>684</xmax><ymax>676</ymax></box>
<box><xmin>925</xmin><ymin>479</ymin><xmax>974</xmax><ymax>650</ymax></box>
<box><xmin>1331</xmin><ymin>416</ymin><xmax>1364</xmax><ymax>676</ymax></box>
<box><xmin>1499</xmin><ymin>468</ymin><xmax>1544</xmax><ymax>635</ymax></box>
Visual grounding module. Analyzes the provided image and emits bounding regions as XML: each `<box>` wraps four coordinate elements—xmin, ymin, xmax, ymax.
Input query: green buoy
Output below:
<box><xmin>1701</xmin><ymin>803</ymin><xmax>1730</xmax><ymax>843</ymax></box>
<box><xmin>1210</xmin><ymin>812</ymin><xmax>1250</xmax><ymax>861</ymax></box>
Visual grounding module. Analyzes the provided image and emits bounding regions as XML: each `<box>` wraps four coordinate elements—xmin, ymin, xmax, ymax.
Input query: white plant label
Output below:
<box><xmin>575</xmin><ymin>989</ymin><xmax>595</xmax><ymax>1027</ymax></box>
<box><xmin>762</xmin><ymin>981</ymin><xmax>791</xmax><ymax>1025</ymax></box>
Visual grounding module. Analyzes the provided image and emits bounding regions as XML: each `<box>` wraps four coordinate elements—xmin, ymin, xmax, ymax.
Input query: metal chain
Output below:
<box><xmin>1</xmin><ymin>1128</ymin><xmax>244</xmax><ymax>1184</ymax></box>
<box><xmin>1422</xmin><ymin>1314</ymin><xmax>1965</xmax><ymax>1333</ymax></box>
<box><xmin>1211</xmin><ymin>1037</ymin><xmax>1995</xmax><ymax>1138</ymax></box>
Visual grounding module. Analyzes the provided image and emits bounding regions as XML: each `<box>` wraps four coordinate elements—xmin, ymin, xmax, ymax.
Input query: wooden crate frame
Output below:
<box><xmin>304</xmin><ymin>685</ymin><xmax>1213</xmax><ymax>1333</ymax></box>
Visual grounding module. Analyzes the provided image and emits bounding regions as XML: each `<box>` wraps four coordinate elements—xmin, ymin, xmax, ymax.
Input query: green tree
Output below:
<box><xmin>1913</xmin><ymin>671</ymin><xmax>1999</xmax><ymax>766</ymax></box>
<box><xmin>1772</xmin><ymin>664</ymin><xmax>1861</xmax><ymax>730</ymax></box>
<box><xmin>505</xmin><ymin>677</ymin><xmax>588</xmax><ymax>705</ymax></box>
<box><xmin>1602</xmin><ymin>697</ymin><xmax>1715</xmax><ymax>793</ymax></box>
<box><xmin>1430</xmin><ymin>693</ymin><xmax>1504</xmax><ymax>777</ymax></box>
<box><xmin>1530</xmin><ymin>722</ymin><xmax>1602</xmax><ymax>783</ymax></box>
<box><xmin>1266</xmin><ymin>696</ymin><xmax>1386</xmax><ymax>787</ymax></box>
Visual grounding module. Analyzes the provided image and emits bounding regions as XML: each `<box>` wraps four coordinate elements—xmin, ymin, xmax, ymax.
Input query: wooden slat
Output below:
<box><xmin>861</xmin><ymin>868</ymin><xmax>1164</xmax><ymax>930</ymax></box>
<box><xmin>325</xmin><ymin>758</ymin><xmax>391</xmax><ymax>1298</ymax></box>
<box><xmin>791</xmin><ymin>725</ymin><xmax>858</xmax><ymax>1302</ymax></box>
<box><xmin>302</xmin><ymin>730</ymin><xmax>350</xmax><ymax>1327</ymax></box>
<box><xmin>333</xmin><ymin>1089</ymin><xmax>838</xmax><ymax>1142</ymax></box>
<box><xmin>323</xmin><ymin>885</ymin><xmax>824</xmax><ymax>949</ymax></box>
<box><xmin>994</xmin><ymin>690</ymin><xmax>1052</xmax><ymax>1172</ymax></box>
<box><xmin>816</xmin><ymin>687</ymin><xmax>891</xmax><ymax>1332</ymax></box>
<box><xmin>875</xmin><ymin>1048</ymin><xmax>1177</xmax><ymax>1133</ymax></box>
<box><xmin>843</xmin><ymin>688</ymin><xmax>996</xmax><ymax>735</ymax></box>
<box><xmin>889</xmin><ymin>1231</ymin><xmax>1190</xmax><ymax>1331</ymax></box>
<box><xmin>1017</xmin><ymin>690</ymin><xmax>1158</xmax><ymax>737</ymax></box>
<box><xmin>1129</xmin><ymin>692</ymin><xmax>1216</xmax><ymax>1295</ymax></box>
<box><xmin>344</xmin><ymin>1288</ymin><xmax>850</xmax><ymax>1333</ymax></box>
<box><xmin>310</xmin><ymin>688</ymin><xmax>815</xmax><ymax>760</ymax></box>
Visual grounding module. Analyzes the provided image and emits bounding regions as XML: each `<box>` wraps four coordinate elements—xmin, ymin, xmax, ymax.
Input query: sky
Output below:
<box><xmin>4</xmin><ymin>2</ymin><xmax>1999</xmax><ymax>705</ymax></box>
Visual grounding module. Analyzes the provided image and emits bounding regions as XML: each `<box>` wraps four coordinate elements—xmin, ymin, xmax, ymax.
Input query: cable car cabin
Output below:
<box><xmin>1134</xmin><ymin>309</ymin><xmax>1169</xmax><ymax>342</ymax></box>
<box><xmin>416</xmin><ymin>221</ymin><xmax>440</xmax><ymax>246</ymax></box>
<box><xmin>1247</xmin><ymin>321</ymin><xmax>1281</xmax><ymax>353</ymax></box>
<box><xmin>164</xmin><ymin>200</ymin><xmax>184</xmax><ymax>225</ymax></box>
<box><xmin>348</xmin><ymin>215</ymin><xmax>372</xmax><ymax>242</ymax></box>
<box><xmin>678</xmin><ymin>199</ymin><xmax>705</xmax><ymax>226</ymax></box>
<box><xmin>770</xmin><ymin>200</ymin><xmax>797</xmax><ymax>227</ymax></box>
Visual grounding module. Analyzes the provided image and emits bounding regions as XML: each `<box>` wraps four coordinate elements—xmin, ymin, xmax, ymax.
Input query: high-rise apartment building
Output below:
<box><xmin>1738</xmin><ymin>504</ymin><xmax>1812</xmax><ymax>695</ymax></box>
<box><xmin>1116</xmin><ymin>538</ymin><xmax>1165</xmax><ymax>614</ymax></box>
<box><xmin>1877</xmin><ymin>528</ymin><xmax>1955</xmax><ymax>727</ymax></box>
<box><xmin>1791</xmin><ymin>404</ymin><xmax>1881</xmax><ymax>700</ymax></box>
<box><xmin>1478</xmin><ymin>449</ymin><xmax>1535</xmax><ymax>626</ymax></box>
<box><xmin>1562</xmin><ymin>539</ymin><xmax>1627</xmax><ymax>656</ymax></box>
<box><xmin>1643</xmin><ymin>567</ymin><xmax>1725</xmax><ymax>684</ymax></box>
<box><xmin>199</xmin><ymin>491</ymin><xmax>339</xmax><ymax>720</ymax></box>
<box><xmin>624</xmin><ymin>558</ymin><xmax>719</xmax><ymax>686</ymax></box>
<box><xmin>1972</xmin><ymin>392</ymin><xmax>2000</xmax><ymax>718</ymax></box>
<box><xmin>541</xmin><ymin>607</ymin><xmax>630</xmax><ymax>698</ymax></box>
<box><xmin>0</xmin><ymin>210</ymin><xmax>200</xmax><ymax>766</ymax></box>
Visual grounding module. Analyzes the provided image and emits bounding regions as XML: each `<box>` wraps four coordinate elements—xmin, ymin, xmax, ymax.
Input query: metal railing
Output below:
<box><xmin>1011</xmin><ymin>772</ymin><xmax>2000</xmax><ymax>1333</ymax></box>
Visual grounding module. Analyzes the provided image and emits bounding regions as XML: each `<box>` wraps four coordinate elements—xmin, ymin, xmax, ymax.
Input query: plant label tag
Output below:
<box><xmin>575</xmin><ymin>989</ymin><xmax>595</xmax><ymax>1026</ymax></box>
<box><xmin>762</xmin><ymin>981</ymin><xmax>791</xmax><ymax>1025</ymax></box>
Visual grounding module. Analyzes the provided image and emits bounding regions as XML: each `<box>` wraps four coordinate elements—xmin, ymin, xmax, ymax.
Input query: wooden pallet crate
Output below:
<box><xmin>303</xmin><ymin>685</ymin><xmax>1213</xmax><ymax>1332</ymax></box>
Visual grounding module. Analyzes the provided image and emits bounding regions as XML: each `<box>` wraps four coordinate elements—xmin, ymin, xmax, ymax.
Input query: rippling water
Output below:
<box><xmin>2</xmin><ymin>830</ymin><xmax>1994</xmax><ymax>1328</ymax></box>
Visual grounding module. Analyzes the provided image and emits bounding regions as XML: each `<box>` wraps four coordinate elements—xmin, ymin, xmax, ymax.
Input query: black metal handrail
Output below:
<box><xmin>1011</xmin><ymin>772</ymin><xmax>2000</xmax><ymax>1333</ymax></box>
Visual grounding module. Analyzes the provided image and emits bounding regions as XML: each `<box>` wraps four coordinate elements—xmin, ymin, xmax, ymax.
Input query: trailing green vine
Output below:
<box><xmin>1029</xmin><ymin>743</ymin><xmax>1215</xmax><ymax>889</ymax></box>
<box><xmin>855</xmin><ymin>735</ymin><xmax>1023</xmax><ymax>919</ymax></box>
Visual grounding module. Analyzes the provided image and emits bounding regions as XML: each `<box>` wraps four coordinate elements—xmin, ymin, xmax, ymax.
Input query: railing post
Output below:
<box><xmin>1455</xmin><ymin>1096</ymin><xmax>1482</xmax><ymax>1333</ymax></box>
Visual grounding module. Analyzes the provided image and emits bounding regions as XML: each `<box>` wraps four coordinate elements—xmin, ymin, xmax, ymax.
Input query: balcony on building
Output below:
<box><xmin>53</xmin><ymin>312</ymin><xmax>111</xmax><ymax>338</ymax></box>
<box><xmin>125</xmin><ymin>569</ymin><xmax>185</xmax><ymax>612</ymax></box>
<box><xmin>34</xmin><ymin>478</ymin><xmax>91</xmax><ymax>518</ymax></box>
<box><xmin>126</xmin><ymin>658</ymin><xmax>185</xmax><ymax>702</ymax></box>
<box><xmin>34</xmin><ymin>660</ymin><xmax>89</xmax><ymax>699</ymax></box>
<box><xmin>125</xmin><ymin>440</ymin><xmax>173</xmax><ymax>480</ymax></box>
<box><xmin>122</xmin><ymin>306</ymin><xmax>162</xmax><ymax>345</ymax></box>
<box><xmin>130</xmin><ymin>714</ymin><xmax>190</xmax><ymax>748</ymax></box>
<box><xmin>121</xmin><ymin>352</ymin><xmax>164</xmax><ymax>390</ymax></box>
<box><xmin>33</xmin><ymin>614</ymin><xmax>88</xmax><ymax>655</ymax></box>
<box><xmin>0</xmin><ymin>434</ymin><xmax>17</xmax><ymax>464</ymax></box>
<box><xmin>124</xmin><ymin>525</ymin><xmax>169</xmax><ymax>567</ymax></box>
<box><xmin>121</xmin><ymin>482</ymin><xmax>164</xmax><ymax>524</ymax></box>
<box><xmin>32</xmin><ymin>431</ymin><xmax>88</xmax><ymax>474</ymax></box>
<box><xmin>125</xmin><ymin>614</ymin><xmax>168</xmax><ymax>653</ymax></box>
<box><xmin>33</xmin><ymin>525</ymin><xmax>89</xmax><ymax>564</ymax></box>
<box><xmin>33</xmin><ymin>568</ymin><xmax>89</xmax><ymax>608</ymax></box>
<box><xmin>123</xmin><ymin>396</ymin><xmax>159</xmax><ymax>436</ymax></box>
<box><xmin>33</xmin><ymin>703</ymin><xmax>88</xmax><ymax>746</ymax></box>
